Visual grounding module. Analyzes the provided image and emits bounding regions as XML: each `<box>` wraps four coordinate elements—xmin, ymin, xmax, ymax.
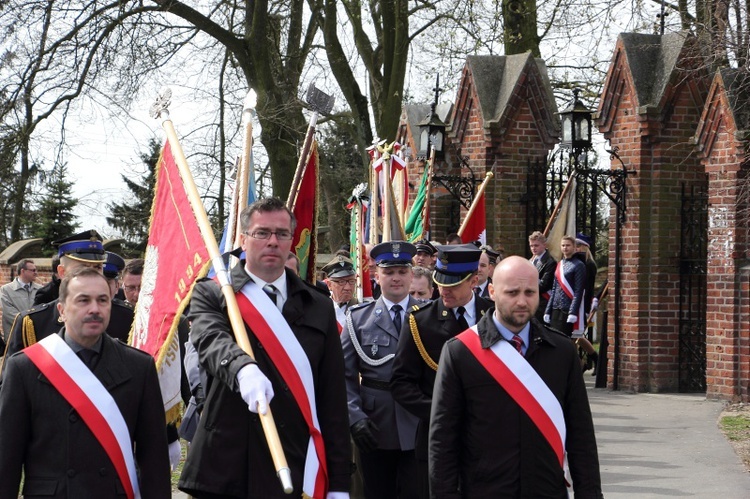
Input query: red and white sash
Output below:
<box><xmin>234</xmin><ymin>281</ymin><xmax>328</xmax><ymax>498</ymax></box>
<box><xmin>456</xmin><ymin>327</ymin><xmax>566</xmax><ymax>468</ymax></box>
<box><xmin>24</xmin><ymin>334</ymin><xmax>140</xmax><ymax>499</ymax></box>
<box><xmin>554</xmin><ymin>261</ymin><xmax>585</xmax><ymax>331</ymax></box>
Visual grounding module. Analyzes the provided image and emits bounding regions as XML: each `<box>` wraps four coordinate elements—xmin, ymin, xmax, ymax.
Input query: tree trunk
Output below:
<box><xmin>503</xmin><ymin>0</ymin><xmax>541</xmax><ymax>56</ymax></box>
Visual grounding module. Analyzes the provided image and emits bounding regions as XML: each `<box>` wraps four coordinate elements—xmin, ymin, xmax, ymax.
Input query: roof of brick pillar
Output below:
<box><xmin>597</xmin><ymin>31</ymin><xmax>704</xmax><ymax>133</ymax></box>
<box><xmin>451</xmin><ymin>53</ymin><xmax>558</xmax><ymax>144</ymax></box>
<box><xmin>694</xmin><ymin>68</ymin><xmax>750</xmax><ymax>157</ymax></box>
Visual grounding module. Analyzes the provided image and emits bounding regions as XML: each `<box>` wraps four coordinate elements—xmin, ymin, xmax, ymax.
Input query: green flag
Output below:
<box><xmin>405</xmin><ymin>165</ymin><xmax>430</xmax><ymax>242</ymax></box>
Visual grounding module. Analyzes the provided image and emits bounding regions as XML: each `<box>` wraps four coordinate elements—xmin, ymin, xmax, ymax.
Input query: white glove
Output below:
<box><xmin>543</xmin><ymin>314</ymin><xmax>550</xmax><ymax>324</ymax></box>
<box><xmin>591</xmin><ymin>298</ymin><xmax>599</xmax><ymax>310</ymax></box>
<box><xmin>326</xmin><ymin>493</ymin><xmax>350</xmax><ymax>499</ymax></box>
<box><xmin>567</xmin><ymin>314</ymin><xmax>577</xmax><ymax>324</ymax></box>
<box><xmin>237</xmin><ymin>364</ymin><xmax>274</xmax><ymax>414</ymax></box>
<box><xmin>168</xmin><ymin>440</ymin><xmax>182</xmax><ymax>471</ymax></box>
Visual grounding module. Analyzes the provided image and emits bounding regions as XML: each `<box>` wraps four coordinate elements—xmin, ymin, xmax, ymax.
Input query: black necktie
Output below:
<box><xmin>263</xmin><ymin>284</ymin><xmax>278</xmax><ymax>306</ymax></box>
<box><xmin>456</xmin><ymin>306</ymin><xmax>469</xmax><ymax>330</ymax></box>
<box><xmin>77</xmin><ymin>349</ymin><xmax>97</xmax><ymax>368</ymax></box>
<box><xmin>391</xmin><ymin>304</ymin><xmax>403</xmax><ymax>332</ymax></box>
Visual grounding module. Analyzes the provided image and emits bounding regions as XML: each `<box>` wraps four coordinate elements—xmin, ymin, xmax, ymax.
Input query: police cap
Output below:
<box><xmin>370</xmin><ymin>241</ymin><xmax>417</xmax><ymax>267</ymax></box>
<box><xmin>322</xmin><ymin>255</ymin><xmax>356</xmax><ymax>279</ymax></box>
<box><xmin>54</xmin><ymin>230</ymin><xmax>106</xmax><ymax>263</ymax></box>
<box><xmin>103</xmin><ymin>252</ymin><xmax>126</xmax><ymax>279</ymax></box>
<box><xmin>433</xmin><ymin>244</ymin><xmax>481</xmax><ymax>287</ymax></box>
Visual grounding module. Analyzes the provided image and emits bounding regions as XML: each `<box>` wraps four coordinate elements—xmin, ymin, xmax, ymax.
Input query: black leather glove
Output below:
<box><xmin>351</xmin><ymin>418</ymin><xmax>379</xmax><ymax>453</ymax></box>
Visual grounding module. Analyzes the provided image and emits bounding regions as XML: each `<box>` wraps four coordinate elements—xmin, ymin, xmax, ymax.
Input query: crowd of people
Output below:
<box><xmin>0</xmin><ymin>197</ymin><xmax>604</xmax><ymax>498</ymax></box>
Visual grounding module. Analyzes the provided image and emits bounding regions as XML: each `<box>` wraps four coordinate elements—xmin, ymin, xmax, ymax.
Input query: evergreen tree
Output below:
<box><xmin>29</xmin><ymin>162</ymin><xmax>78</xmax><ymax>255</ymax></box>
<box><xmin>106</xmin><ymin>138</ymin><xmax>159</xmax><ymax>257</ymax></box>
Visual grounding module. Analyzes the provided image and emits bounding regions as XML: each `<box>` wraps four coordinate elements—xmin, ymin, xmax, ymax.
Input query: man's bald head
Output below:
<box><xmin>489</xmin><ymin>256</ymin><xmax>540</xmax><ymax>332</ymax></box>
<box><xmin>492</xmin><ymin>255</ymin><xmax>539</xmax><ymax>285</ymax></box>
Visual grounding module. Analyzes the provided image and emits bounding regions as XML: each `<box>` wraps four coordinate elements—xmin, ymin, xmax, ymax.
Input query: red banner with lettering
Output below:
<box><xmin>130</xmin><ymin>140</ymin><xmax>210</xmax><ymax>421</ymax></box>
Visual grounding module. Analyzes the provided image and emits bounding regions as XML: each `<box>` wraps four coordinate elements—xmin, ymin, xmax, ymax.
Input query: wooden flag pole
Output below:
<box><xmin>543</xmin><ymin>175</ymin><xmax>576</xmax><ymax>237</ymax></box>
<box><xmin>457</xmin><ymin>171</ymin><xmax>494</xmax><ymax>239</ymax></box>
<box><xmin>150</xmin><ymin>89</ymin><xmax>293</xmax><ymax>494</ymax></box>
<box><xmin>233</xmin><ymin>90</ymin><xmax>257</xmax><ymax>249</ymax></box>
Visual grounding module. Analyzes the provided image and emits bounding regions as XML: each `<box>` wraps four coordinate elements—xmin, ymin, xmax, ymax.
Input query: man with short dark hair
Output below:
<box><xmin>391</xmin><ymin>244</ymin><xmax>493</xmax><ymax>498</ymax></box>
<box><xmin>121</xmin><ymin>258</ymin><xmax>144</xmax><ymax>306</ymax></box>
<box><xmin>0</xmin><ymin>259</ymin><xmax>41</xmax><ymax>341</ymax></box>
<box><xmin>429</xmin><ymin>256</ymin><xmax>603</xmax><ymax>498</ymax></box>
<box><xmin>0</xmin><ymin>266</ymin><xmax>170</xmax><ymax>498</ymax></box>
<box><xmin>529</xmin><ymin>231</ymin><xmax>556</xmax><ymax>323</ymax></box>
<box><xmin>179</xmin><ymin>197</ymin><xmax>351</xmax><ymax>499</ymax></box>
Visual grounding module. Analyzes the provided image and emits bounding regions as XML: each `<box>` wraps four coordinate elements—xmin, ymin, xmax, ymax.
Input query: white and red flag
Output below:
<box><xmin>130</xmin><ymin>140</ymin><xmax>210</xmax><ymax>422</ymax></box>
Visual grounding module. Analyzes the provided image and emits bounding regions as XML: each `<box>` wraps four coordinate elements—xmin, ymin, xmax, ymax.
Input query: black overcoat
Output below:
<box><xmin>178</xmin><ymin>264</ymin><xmax>351</xmax><ymax>498</ymax></box>
<box><xmin>0</xmin><ymin>330</ymin><xmax>170</xmax><ymax>498</ymax></box>
<box><xmin>429</xmin><ymin>315</ymin><xmax>603</xmax><ymax>498</ymax></box>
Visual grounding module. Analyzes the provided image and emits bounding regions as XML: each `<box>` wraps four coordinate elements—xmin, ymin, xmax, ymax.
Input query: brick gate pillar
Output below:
<box><xmin>694</xmin><ymin>68</ymin><xmax>750</xmax><ymax>401</ymax></box>
<box><xmin>597</xmin><ymin>32</ymin><xmax>709</xmax><ymax>392</ymax></box>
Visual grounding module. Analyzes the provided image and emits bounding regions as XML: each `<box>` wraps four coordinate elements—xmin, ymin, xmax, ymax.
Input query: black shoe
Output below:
<box><xmin>590</xmin><ymin>352</ymin><xmax>598</xmax><ymax>376</ymax></box>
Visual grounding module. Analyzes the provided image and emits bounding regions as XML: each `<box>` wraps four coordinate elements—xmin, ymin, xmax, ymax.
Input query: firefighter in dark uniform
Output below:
<box><xmin>342</xmin><ymin>241</ymin><xmax>421</xmax><ymax>498</ymax></box>
<box><xmin>390</xmin><ymin>244</ymin><xmax>493</xmax><ymax>499</ymax></box>
<box><xmin>3</xmin><ymin>231</ymin><xmax>135</xmax><ymax>362</ymax></box>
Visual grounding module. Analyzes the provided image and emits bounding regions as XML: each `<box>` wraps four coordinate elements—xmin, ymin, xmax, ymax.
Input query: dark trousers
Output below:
<box><xmin>550</xmin><ymin>309</ymin><xmax>574</xmax><ymax>337</ymax></box>
<box><xmin>359</xmin><ymin>448</ymin><xmax>419</xmax><ymax>499</ymax></box>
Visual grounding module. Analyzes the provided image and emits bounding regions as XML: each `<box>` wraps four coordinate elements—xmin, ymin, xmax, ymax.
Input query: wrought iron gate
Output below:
<box><xmin>678</xmin><ymin>181</ymin><xmax>708</xmax><ymax>392</ymax></box>
<box><xmin>524</xmin><ymin>151</ymin><xmax>600</xmax><ymax>257</ymax></box>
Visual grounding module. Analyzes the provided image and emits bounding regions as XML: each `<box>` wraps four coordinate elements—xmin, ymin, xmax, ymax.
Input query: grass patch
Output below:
<box><xmin>720</xmin><ymin>414</ymin><xmax>750</xmax><ymax>442</ymax></box>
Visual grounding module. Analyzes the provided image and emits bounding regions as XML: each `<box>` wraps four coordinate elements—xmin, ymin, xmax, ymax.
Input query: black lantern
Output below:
<box><xmin>559</xmin><ymin>88</ymin><xmax>593</xmax><ymax>153</ymax></box>
<box><xmin>417</xmin><ymin>74</ymin><xmax>446</xmax><ymax>159</ymax></box>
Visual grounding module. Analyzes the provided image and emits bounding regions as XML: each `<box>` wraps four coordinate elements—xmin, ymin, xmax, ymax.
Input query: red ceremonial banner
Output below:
<box><xmin>130</xmin><ymin>140</ymin><xmax>210</xmax><ymax>419</ymax></box>
<box><xmin>291</xmin><ymin>142</ymin><xmax>319</xmax><ymax>283</ymax></box>
<box><xmin>461</xmin><ymin>191</ymin><xmax>487</xmax><ymax>245</ymax></box>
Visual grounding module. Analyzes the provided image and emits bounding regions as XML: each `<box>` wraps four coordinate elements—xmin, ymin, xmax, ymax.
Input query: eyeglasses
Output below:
<box><xmin>124</xmin><ymin>285</ymin><xmax>141</xmax><ymax>293</ymax></box>
<box><xmin>330</xmin><ymin>278</ymin><xmax>357</xmax><ymax>286</ymax></box>
<box><xmin>244</xmin><ymin>230</ymin><xmax>293</xmax><ymax>241</ymax></box>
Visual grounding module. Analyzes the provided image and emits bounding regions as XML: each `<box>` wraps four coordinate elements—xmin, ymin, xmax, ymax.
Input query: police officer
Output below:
<box><xmin>3</xmin><ymin>231</ymin><xmax>134</xmax><ymax>360</ymax></box>
<box><xmin>390</xmin><ymin>244</ymin><xmax>493</xmax><ymax>498</ymax></box>
<box><xmin>342</xmin><ymin>241</ymin><xmax>421</xmax><ymax>499</ymax></box>
<box><xmin>323</xmin><ymin>255</ymin><xmax>359</xmax><ymax>330</ymax></box>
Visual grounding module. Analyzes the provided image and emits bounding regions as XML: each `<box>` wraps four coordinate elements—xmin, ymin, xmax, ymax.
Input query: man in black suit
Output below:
<box><xmin>0</xmin><ymin>267</ymin><xmax>170</xmax><ymax>498</ymax></box>
<box><xmin>528</xmin><ymin>231</ymin><xmax>556</xmax><ymax>323</ymax></box>
<box><xmin>178</xmin><ymin>197</ymin><xmax>351</xmax><ymax>499</ymax></box>
<box><xmin>390</xmin><ymin>244</ymin><xmax>493</xmax><ymax>498</ymax></box>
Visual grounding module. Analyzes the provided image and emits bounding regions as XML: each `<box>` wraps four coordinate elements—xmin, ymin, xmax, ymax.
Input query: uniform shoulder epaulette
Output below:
<box><xmin>410</xmin><ymin>300</ymin><xmax>435</xmax><ymax>316</ymax></box>
<box><xmin>349</xmin><ymin>301</ymin><xmax>374</xmax><ymax>313</ymax></box>
<box><xmin>112</xmin><ymin>298</ymin><xmax>134</xmax><ymax>310</ymax></box>
<box><xmin>26</xmin><ymin>302</ymin><xmax>52</xmax><ymax>315</ymax></box>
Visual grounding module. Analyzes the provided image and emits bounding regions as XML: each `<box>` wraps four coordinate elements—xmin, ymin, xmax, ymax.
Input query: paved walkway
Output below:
<box><xmin>174</xmin><ymin>378</ymin><xmax>750</xmax><ymax>498</ymax></box>
<box><xmin>588</xmin><ymin>378</ymin><xmax>750</xmax><ymax>497</ymax></box>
